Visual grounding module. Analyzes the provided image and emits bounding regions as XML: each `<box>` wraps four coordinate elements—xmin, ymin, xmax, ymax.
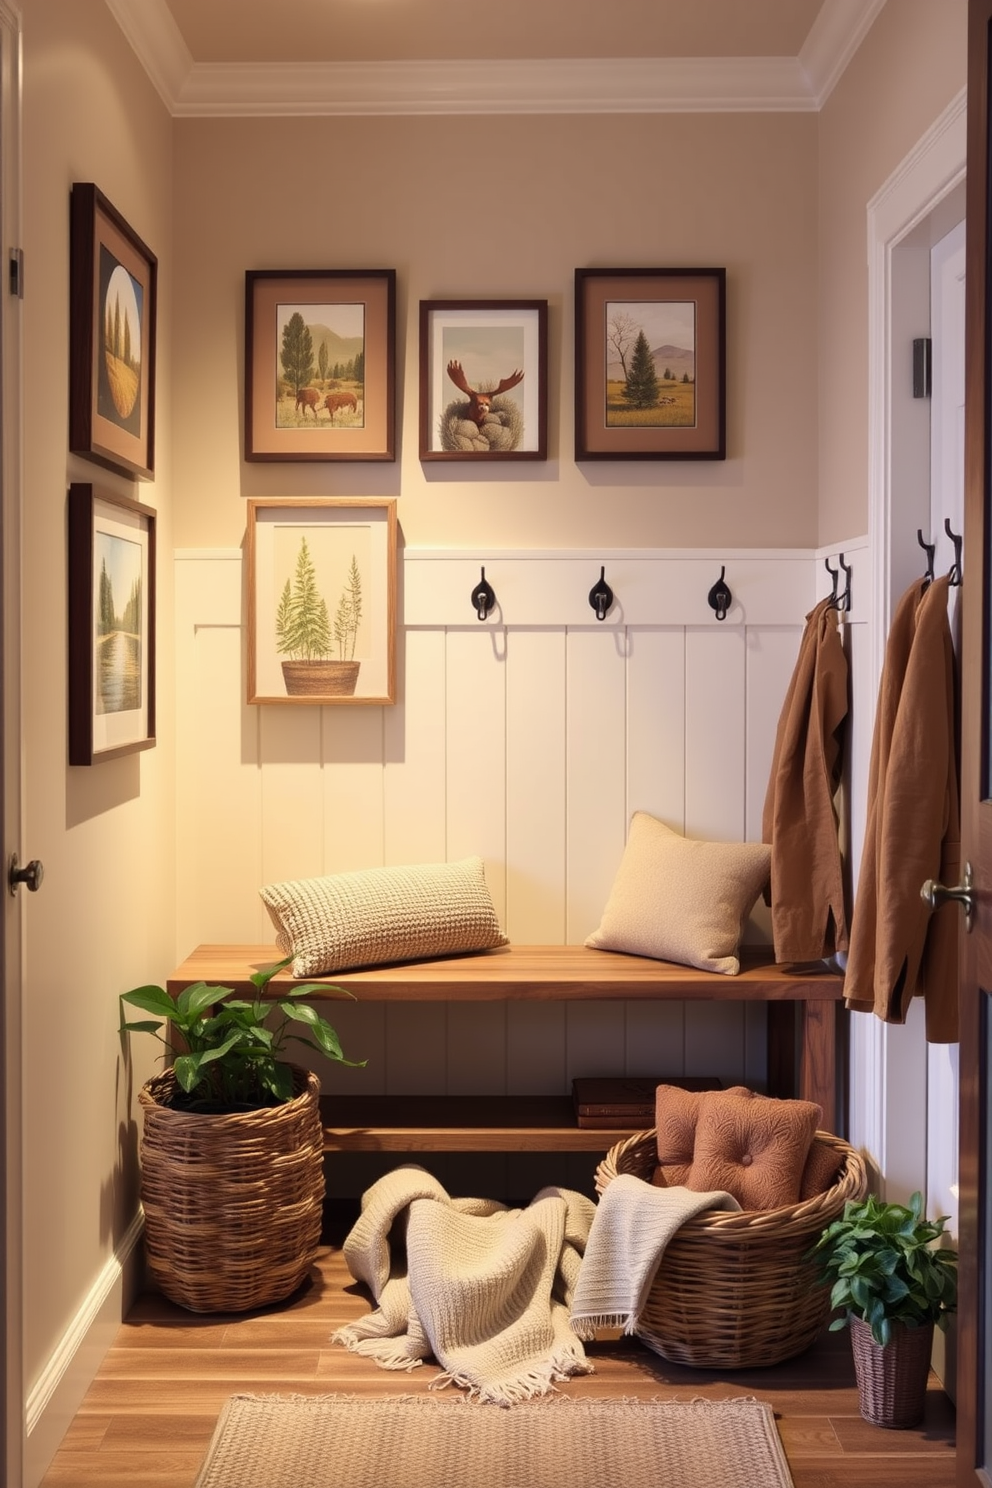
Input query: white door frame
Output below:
<box><xmin>0</xmin><ymin>2</ymin><xmax>23</xmax><ymax>1483</ymax></box>
<box><xmin>858</xmin><ymin>88</ymin><xmax>967</xmax><ymax>1197</ymax></box>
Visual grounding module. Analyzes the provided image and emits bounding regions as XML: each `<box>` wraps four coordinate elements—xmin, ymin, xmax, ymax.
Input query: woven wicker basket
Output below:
<box><xmin>849</xmin><ymin>1316</ymin><xmax>934</xmax><ymax>1428</ymax></box>
<box><xmin>138</xmin><ymin>1064</ymin><xmax>324</xmax><ymax>1313</ymax></box>
<box><xmin>594</xmin><ymin>1126</ymin><xmax>868</xmax><ymax>1369</ymax></box>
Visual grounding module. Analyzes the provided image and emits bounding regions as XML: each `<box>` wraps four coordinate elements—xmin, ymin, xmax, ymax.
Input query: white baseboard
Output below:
<box><xmin>23</xmin><ymin>1211</ymin><xmax>144</xmax><ymax>1488</ymax></box>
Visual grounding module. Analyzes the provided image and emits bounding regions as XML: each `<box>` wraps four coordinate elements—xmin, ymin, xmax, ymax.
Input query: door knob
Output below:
<box><xmin>8</xmin><ymin>854</ymin><xmax>43</xmax><ymax>896</ymax></box>
<box><xmin>921</xmin><ymin>861</ymin><xmax>973</xmax><ymax>932</ymax></box>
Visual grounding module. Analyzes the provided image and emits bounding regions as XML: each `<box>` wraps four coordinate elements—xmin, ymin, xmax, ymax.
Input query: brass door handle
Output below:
<box><xmin>921</xmin><ymin>862</ymin><xmax>973</xmax><ymax>932</ymax></box>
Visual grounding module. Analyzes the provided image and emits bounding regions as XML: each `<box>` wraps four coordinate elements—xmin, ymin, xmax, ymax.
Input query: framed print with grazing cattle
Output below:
<box><xmin>574</xmin><ymin>268</ymin><xmax>726</xmax><ymax>461</ymax></box>
<box><xmin>67</xmin><ymin>484</ymin><xmax>156</xmax><ymax>765</ymax></box>
<box><xmin>419</xmin><ymin>300</ymin><xmax>548</xmax><ymax>461</ymax></box>
<box><xmin>69</xmin><ymin>183</ymin><xmax>158</xmax><ymax>480</ymax></box>
<box><xmin>245</xmin><ymin>269</ymin><xmax>396</xmax><ymax>462</ymax></box>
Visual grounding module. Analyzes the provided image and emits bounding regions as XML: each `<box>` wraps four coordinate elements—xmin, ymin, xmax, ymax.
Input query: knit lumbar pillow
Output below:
<box><xmin>654</xmin><ymin>1084</ymin><xmax>822</xmax><ymax>1211</ymax></box>
<box><xmin>259</xmin><ymin>857</ymin><xmax>508</xmax><ymax>977</ymax></box>
<box><xmin>584</xmin><ymin>811</ymin><xmax>772</xmax><ymax>975</ymax></box>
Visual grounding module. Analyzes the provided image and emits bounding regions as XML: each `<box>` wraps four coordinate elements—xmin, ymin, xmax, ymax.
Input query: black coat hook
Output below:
<box><xmin>944</xmin><ymin>517</ymin><xmax>963</xmax><ymax>586</ymax></box>
<box><xmin>588</xmin><ymin>566</ymin><xmax>614</xmax><ymax>622</ymax></box>
<box><xmin>917</xmin><ymin>529</ymin><xmax>936</xmax><ymax>587</ymax></box>
<box><xmin>707</xmin><ymin>565</ymin><xmax>732</xmax><ymax>622</ymax></box>
<box><xmin>825</xmin><ymin>554</ymin><xmax>851</xmax><ymax>612</ymax></box>
<box><xmin>470</xmin><ymin>567</ymin><xmax>496</xmax><ymax>622</ymax></box>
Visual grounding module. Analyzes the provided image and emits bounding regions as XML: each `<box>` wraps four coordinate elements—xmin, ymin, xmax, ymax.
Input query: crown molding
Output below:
<box><xmin>799</xmin><ymin>0</ymin><xmax>887</xmax><ymax>108</ymax></box>
<box><xmin>104</xmin><ymin>0</ymin><xmax>883</xmax><ymax>118</ymax></box>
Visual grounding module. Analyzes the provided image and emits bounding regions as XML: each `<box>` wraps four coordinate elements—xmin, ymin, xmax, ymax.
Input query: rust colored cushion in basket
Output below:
<box><xmin>654</xmin><ymin>1084</ymin><xmax>822</xmax><ymax>1211</ymax></box>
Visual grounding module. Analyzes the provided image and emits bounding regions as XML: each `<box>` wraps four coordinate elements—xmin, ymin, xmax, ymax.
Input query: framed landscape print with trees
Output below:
<box><xmin>68</xmin><ymin>483</ymin><xmax>156</xmax><ymax>765</ymax></box>
<box><xmin>245</xmin><ymin>270</ymin><xmax>396</xmax><ymax>461</ymax></box>
<box><xmin>574</xmin><ymin>268</ymin><xmax>726</xmax><ymax>460</ymax></box>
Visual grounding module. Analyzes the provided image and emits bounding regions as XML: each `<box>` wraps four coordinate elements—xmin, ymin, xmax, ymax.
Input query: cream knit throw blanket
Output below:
<box><xmin>333</xmin><ymin>1166</ymin><xmax>597</xmax><ymax>1405</ymax></box>
<box><xmin>569</xmin><ymin>1173</ymin><xmax>741</xmax><ymax>1336</ymax></box>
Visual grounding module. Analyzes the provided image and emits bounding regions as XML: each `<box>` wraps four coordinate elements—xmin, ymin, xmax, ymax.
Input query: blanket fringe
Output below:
<box><xmin>569</xmin><ymin>1313</ymin><xmax>631</xmax><ymax>1337</ymax></box>
<box><xmin>332</xmin><ymin>1330</ymin><xmax>426</xmax><ymax>1372</ymax></box>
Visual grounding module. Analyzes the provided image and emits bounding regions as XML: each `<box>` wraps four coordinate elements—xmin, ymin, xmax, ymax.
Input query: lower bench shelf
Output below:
<box><xmin>319</xmin><ymin>1095</ymin><xmax>638</xmax><ymax>1153</ymax></box>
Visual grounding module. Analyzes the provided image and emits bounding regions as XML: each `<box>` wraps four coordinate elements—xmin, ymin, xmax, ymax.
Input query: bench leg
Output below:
<box><xmin>799</xmin><ymin>999</ymin><xmax>836</xmax><ymax>1133</ymax></box>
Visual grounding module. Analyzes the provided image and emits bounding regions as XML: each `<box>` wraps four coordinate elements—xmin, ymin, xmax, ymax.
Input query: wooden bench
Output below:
<box><xmin>167</xmin><ymin>943</ymin><xmax>846</xmax><ymax>1155</ymax></box>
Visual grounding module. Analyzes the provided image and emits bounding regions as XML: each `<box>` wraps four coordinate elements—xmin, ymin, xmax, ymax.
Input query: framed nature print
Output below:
<box><xmin>246</xmin><ymin>498</ymin><xmax>397</xmax><ymax>705</ymax></box>
<box><xmin>419</xmin><ymin>299</ymin><xmax>548</xmax><ymax>461</ymax></box>
<box><xmin>574</xmin><ymin>268</ymin><xmax>726</xmax><ymax>460</ymax></box>
<box><xmin>69</xmin><ymin>183</ymin><xmax>158</xmax><ymax>480</ymax></box>
<box><xmin>245</xmin><ymin>269</ymin><xmax>396</xmax><ymax>461</ymax></box>
<box><xmin>68</xmin><ymin>484</ymin><xmax>156</xmax><ymax>765</ymax></box>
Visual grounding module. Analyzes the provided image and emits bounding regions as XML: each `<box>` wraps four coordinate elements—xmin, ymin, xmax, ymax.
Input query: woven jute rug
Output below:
<box><xmin>193</xmin><ymin>1392</ymin><xmax>795</xmax><ymax>1488</ymax></box>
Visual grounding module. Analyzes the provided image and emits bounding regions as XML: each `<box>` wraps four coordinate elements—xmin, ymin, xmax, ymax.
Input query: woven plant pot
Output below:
<box><xmin>138</xmin><ymin>1064</ymin><xmax>324</xmax><ymax>1313</ymax></box>
<box><xmin>849</xmin><ymin>1316</ymin><xmax>934</xmax><ymax>1428</ymax></box>
<box><xmin>595</xmin><ymin>1127</ymin><xmax>868</xmax><ymax>1369</ymax></box>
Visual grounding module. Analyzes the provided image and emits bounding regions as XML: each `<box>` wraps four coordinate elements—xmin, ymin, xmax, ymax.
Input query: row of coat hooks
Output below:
<box><xmin>470</xmin><ymin>566</ymin><xmax>737</xmax><ymax>622</ymax></box>
<box><xmin>918</xmin><ymin>519</ymin><xmax>963</xmax><ymax>587</ymax></box>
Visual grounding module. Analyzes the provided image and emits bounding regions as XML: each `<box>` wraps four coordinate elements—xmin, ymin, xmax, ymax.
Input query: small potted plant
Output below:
<box><xmin>276</xmin><ymin>535</ymin><xmax>362</xmax><ymax>697</ymax></box>
<box><xmin>810</xmin><ymin>1190</ymin><xmax>957</xmax><ymax>1428</ymax></box>
<box><xmin>120</xmin><ymin>956</ymin><xmax>364</xmax><ymax>1313</ymax></box>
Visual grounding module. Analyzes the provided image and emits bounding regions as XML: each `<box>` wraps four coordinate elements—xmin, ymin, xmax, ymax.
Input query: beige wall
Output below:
<box><xmin>817</xmin><ymin>0</ymin><xmax>968</xmax><ymax>547</ymax></box>
<box><xmin>172</xmin><ymin>110</ymin><xmax>819</xmax><ymax>551</ymax></box>
<box><xmin>20</xmin><ymin>0</ymin><xmax>175</xmax><ymax>1453</ymax></box>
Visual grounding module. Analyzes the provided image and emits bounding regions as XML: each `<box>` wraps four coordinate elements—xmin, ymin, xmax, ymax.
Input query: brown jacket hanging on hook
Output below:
<box><xmin>762</xmin><ymin>596</ymin><xmax>849</xmax><ymax>962</ymax></box>
<box><xmin>843</xmin><ymin>574</ymin><xmax>959</xmax><ymax>1043</ymax></box>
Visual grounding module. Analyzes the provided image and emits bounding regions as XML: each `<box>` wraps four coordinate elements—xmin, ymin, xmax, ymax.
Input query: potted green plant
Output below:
<box><xmin>810</xmin><ymin>1190</ymin><xmax>957</xmax><ymax>1428</ymax></box>
<box><xmin>276</xmin><ymin>536</ymin><xmax>362</xmax><ymax>697</ymax></box>
<box><xmin>120</xmin><ymin>956</ymin><xmax>364</xmax><ymax>1313</ymax></box>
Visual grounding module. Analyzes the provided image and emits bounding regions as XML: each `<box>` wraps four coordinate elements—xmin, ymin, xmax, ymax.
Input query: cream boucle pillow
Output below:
<box><xmin>260</xmin><ymin>857</ymin><xmax>508</xmax><ymax>977</ymax></box>
<box><xmin>584</xmin><ymin>812</ymin><xmax>771</xmax><ymax>975</ymax></box>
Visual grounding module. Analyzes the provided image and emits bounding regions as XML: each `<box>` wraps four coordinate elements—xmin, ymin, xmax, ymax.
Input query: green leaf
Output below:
<box><xmin>119</xmin><ymin>1019</ymin><xmax>166</xmax><ymax>1037</ymax></box>
<box><xmin>120</xmin><ymin>985</ymin><xmax>175</xmax><ymax>1020</ymax></box>
<box><xmin>176</xmin><ymin>983</ymin><xmax>224</xmax><ymax>1022</ymax></box>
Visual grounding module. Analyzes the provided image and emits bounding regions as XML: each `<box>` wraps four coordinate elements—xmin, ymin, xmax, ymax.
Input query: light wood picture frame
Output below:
<box><xmin>246</xmin><ymin>498</ymin><xmax>397</xmax><ymax>705</ymax></box>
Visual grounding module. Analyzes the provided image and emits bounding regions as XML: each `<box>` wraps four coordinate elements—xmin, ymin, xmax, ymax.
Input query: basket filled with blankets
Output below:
<box><xmin>589</xmin><ymin>1085</ymin><xmax>868</xmax><ymax>1369</ymax></box>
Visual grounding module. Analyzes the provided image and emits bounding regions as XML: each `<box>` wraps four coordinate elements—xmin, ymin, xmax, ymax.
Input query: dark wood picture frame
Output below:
<box><xmin>69</xmin><ymin>183</ymin><xmax>157</xmax><ymax>480</ymax></box>
<box><xmin>68</xmin><ymin>483</ymin><xmax>156</xmax><ymax>765</ymax></box>
<box><xmin>245</xmin><ymin>269</ymin><xmax>396</xmax><ymax>462</ymax></box>
<box><xmin>419</xmin><ymin>299</ymin><xmax>548</xmax><ymax>461</ymax></box>
<box><xmin>246</xmin><ymin>497</ymin><xmax>397</xmax><ymax>706</ymax></box>
<box><xmin>575</xmin><ymin>267</ymin><xmax>726</xmax><ymax>461</ymax></box>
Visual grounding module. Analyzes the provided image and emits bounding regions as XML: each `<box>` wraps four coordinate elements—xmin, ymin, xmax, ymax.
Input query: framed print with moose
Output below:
<box><xmin>419</xmin><ymin>299</ymin><xmax>548</xmax><ymax>461</ymax></box>
<box><xmin>574</xmin><ymin>268</ymin><xmax>726</xmax><ymax>460</ymax></box>
<box><xmin>245</xmin><ymin>269</ymin><xmax>396</xmax><ymax>462</ymax></box>
<box><xmin>69</xmin><ymin>183</ymin><xmax>158</xmax><ymax>480</ymax></box>
<box><xmin>68</xmin><ymin>484</ymin><xmax>156</xmax><ymax>765</ymax></box>
<box><xmin>246</xmin><ymin>498</ymin><xmax>397</xmax><ymax>705</ymax></box>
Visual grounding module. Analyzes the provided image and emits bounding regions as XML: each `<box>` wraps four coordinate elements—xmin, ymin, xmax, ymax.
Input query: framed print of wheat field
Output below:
<box><xmin>246</xmin><ymin>498</ymin><xmax>397</xmax><ymax>705</ymax></box>
<box><xmin>574</xmin><ymin>267</ymin><xmax>725</xmax><ymax>461</ymax></box>
<box><xmin>69</xmin><ymin>183</ymin><xmax>158</xmax><ymax>480</ymax></box>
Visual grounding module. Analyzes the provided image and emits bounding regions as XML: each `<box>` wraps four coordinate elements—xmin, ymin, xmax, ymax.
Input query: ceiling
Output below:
<box><xmin>104</xmin><ymin>0</ymin><xmax>888</xmax><ymax>115</ymax></box>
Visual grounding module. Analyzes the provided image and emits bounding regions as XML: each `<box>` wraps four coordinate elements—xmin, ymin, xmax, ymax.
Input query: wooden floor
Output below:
<box><xmin>38</xmin><ymin>1227</ymin><xmax>956</xmax><ymax>1488</ymax></box>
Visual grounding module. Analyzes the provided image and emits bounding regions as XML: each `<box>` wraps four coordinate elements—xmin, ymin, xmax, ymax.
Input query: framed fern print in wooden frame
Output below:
<box><xmin>574</xmin><ymin>268</ymin><xmax>726</xmax><ymax>460</ymax></box>
<box><xmin>246</xmin><ymin>498</ymin><xmax>397</xmax><ymax>706</ymax></box>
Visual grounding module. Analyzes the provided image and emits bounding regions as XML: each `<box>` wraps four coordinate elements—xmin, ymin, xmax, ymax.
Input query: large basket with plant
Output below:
<box><xmin>594</xmin><ymin>1126</ymin><xmax>868</xmax><ymax>1368</ymax></box>
<box><xmin>122</xmin><ymin>956</ymin><xmax>364</xmax><ymax>1313</ymax></box>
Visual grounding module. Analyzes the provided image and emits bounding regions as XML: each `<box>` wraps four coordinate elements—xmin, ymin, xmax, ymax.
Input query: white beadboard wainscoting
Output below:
<box><xmin>175</xmin><ymin>543</ymin><xmax>868</xmax><ymax>1197</ymax></box>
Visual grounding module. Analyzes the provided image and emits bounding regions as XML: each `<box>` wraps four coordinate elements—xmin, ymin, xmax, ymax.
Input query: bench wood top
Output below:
<box><xmin>167</xmin><ymin>942</ymin><xmax>845</xmax><ymax>1003</ymax></box>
